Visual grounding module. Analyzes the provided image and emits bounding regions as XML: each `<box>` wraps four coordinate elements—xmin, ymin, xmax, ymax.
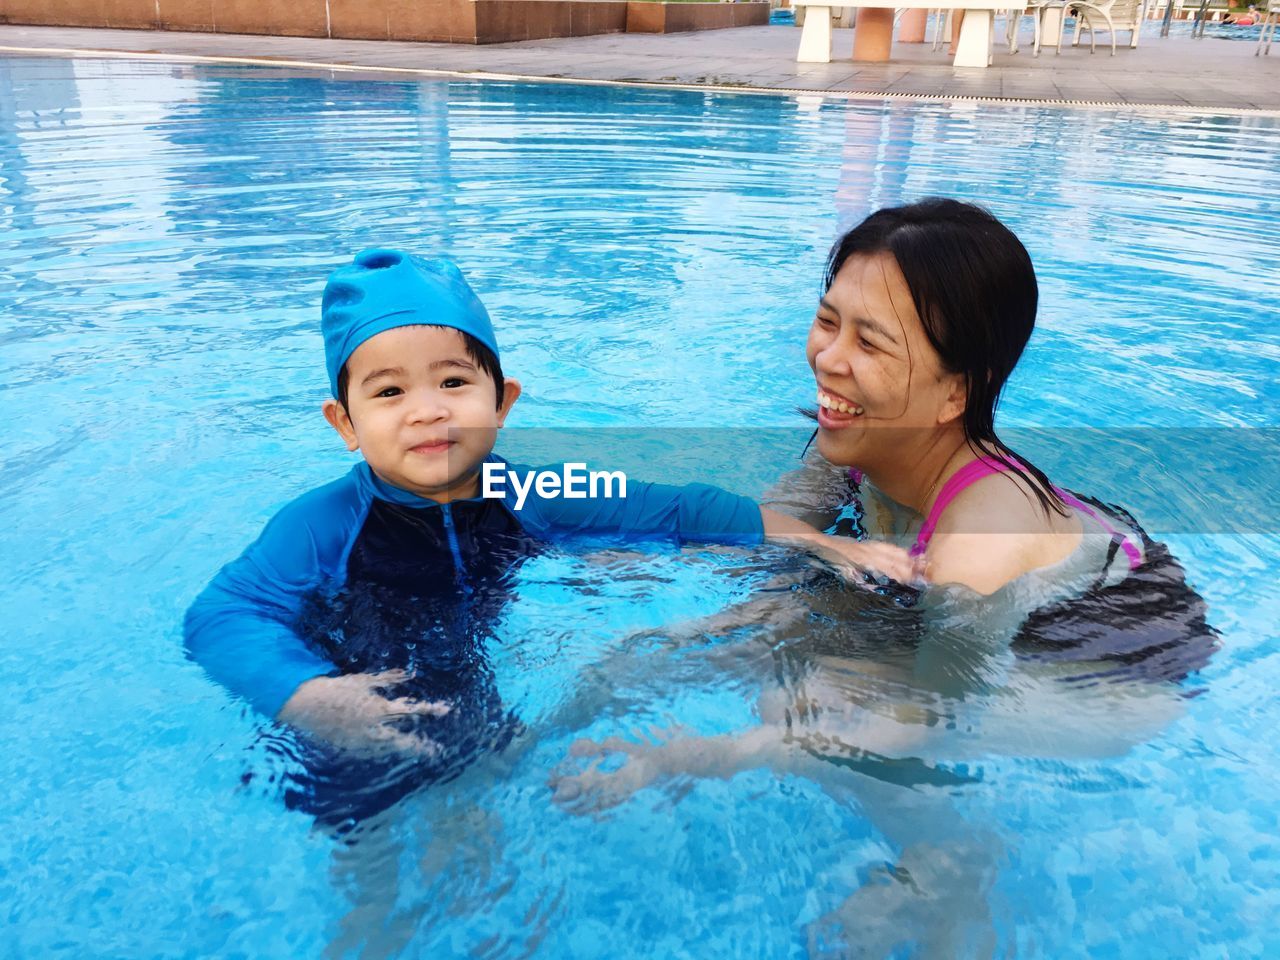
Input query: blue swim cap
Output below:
<box><xmin>321</xmin><ymin>248</ymin><xmax>499</xmax><ymax>397</ymax></box>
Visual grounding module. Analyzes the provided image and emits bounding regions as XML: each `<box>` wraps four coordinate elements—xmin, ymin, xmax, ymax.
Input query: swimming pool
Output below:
<box><xmin>2</xmin><ymin>55</ymin><xmax>1278</xmax><ymax>957</ymax></box>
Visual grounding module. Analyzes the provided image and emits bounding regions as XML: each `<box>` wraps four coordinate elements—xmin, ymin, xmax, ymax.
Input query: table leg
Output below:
<box><xmin>953</xmin><ymin>8</ymin><xmax>992</xmax><ymax>65</ymax></box>
<box><xmin>797</xmin><ymin>5</ymin><xmax>833</xmax><ymax>61</ymax></box>
<box><xmin>899</xmin><ymin>8</ymin><xmax>929</xmax><ymax>42</ymax></box>
<box><xmin>852</xmin><ymin>8</ymin><xmax>895</xmax><ymax>60</ymax></box>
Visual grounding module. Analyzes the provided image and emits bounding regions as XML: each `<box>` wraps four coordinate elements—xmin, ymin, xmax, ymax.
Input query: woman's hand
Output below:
<box><xmin>808</xmin><ymin>534</ymin><xmax>925</xmax><ymax>585</ymax></box>
<box><xmin>550</xmin><ymin>727</ymin><xmax>796</xmax><ymax>815</ymax></box>
<box><xmin>549</xmin><ymin>737</ymin><xmax>666</xmax><ymax>815</ymax></box>
<box><xmin>277</xmin><ymin>669</ymin><xmax>451</xmax><ymax>758</ymax></box>
<box><xmin>761</xmin><ymin>507</ymin><xmax>924</xmax><ymax>585</ymax></box>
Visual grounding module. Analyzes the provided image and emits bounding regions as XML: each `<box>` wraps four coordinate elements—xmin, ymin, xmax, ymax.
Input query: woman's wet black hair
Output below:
<box><xmin>337</xmin><ymin>328</ymin><xmax>505</xmax><ymax>412</ymax></box>
<box><xmin>823</xmin><ymin>197</ymin><xmax>1067</xmax><ymax>518</ymax></box>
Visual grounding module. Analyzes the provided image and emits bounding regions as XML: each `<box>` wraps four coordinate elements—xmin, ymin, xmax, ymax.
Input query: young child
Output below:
<box><xmin>184</xmin><ymin>248</ymin><xmax>914</xmax><ymax>776</ymax></box>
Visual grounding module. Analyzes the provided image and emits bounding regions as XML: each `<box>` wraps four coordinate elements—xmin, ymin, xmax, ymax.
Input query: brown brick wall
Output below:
<box><xmin>473</xmin><ymin>0</ymin><xmax>624</xmax><ymax>42</ymax></box>
<box><xmin>0</xmin><ymin>0</ymin><xmax>758</xmax><ymax>42</ymax></box>
<box><xmin>158</xmin><ymin>0</ymin><xmax>216</xmax><ymax>32</ymax></box>
<box><xmin>213</xmin><ymin>0</ymin><xmax>329</xmax><ymax>37</ymax></box>
<box><xmin>626</xmin><ymin>0</ymin><xmax>769</xmax><ymax>34</ymax></box>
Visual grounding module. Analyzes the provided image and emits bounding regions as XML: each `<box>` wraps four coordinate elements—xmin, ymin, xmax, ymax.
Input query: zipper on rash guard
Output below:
<box><xmin>440</xmin><ymin>502</ymin><xmax>470</xmax><ymax>593</ymax></box>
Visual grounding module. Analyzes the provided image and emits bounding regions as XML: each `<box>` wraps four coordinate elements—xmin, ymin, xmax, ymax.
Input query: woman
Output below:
<box><xmin>807</xmin><ymin>197</ymin><xmax>1141</xmax><ymax>599</ymax></box>
<box><xmin>549</xmin><ymin>199</ymin><xmax>1221</xmax><ymax>950</ymax></box>
<box><xmin>556</xmin><ymin>198</ymin><xmax>1218</xmax><ymax>796</ymax></box>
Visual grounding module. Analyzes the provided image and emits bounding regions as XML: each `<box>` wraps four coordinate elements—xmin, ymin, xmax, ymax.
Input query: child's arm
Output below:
<box><xmin>512</xmin><ymin>472</ymin><xmax>766</xmax><ymax>546</ymax></box>
<box><xmin>184</xmin><ymin>484</ymin><xmax>445</xmax><ymax>753</ymax></box>
<box><xmin>511</xmin><ymin>466</ymin><xmax>919</xmax><ymax>582</ymax></box>
<box><xmin>183</xmin><ymin>514</ymin><xmax>335</xmax><ymax>719</ymax></box>
<box><xmin>759</xmin><ymin>456</ymin><xmax>855</xmax><ymax>532</ymax></box>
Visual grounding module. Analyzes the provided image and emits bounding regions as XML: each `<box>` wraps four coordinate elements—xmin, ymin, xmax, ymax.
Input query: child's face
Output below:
<box><xmin>323</xmin><ymin>326</ymin><xmax>521</xmax><ymax>502</ymax></box>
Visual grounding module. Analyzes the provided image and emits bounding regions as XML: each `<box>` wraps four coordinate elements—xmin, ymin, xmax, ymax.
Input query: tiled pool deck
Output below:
<box><xmin>1</xmin><ymin>20</ymin><xmax>1277</xmax><ymax>113</ymax></box>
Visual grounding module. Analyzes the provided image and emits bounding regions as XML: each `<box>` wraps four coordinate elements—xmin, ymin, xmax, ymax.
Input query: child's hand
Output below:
<box><xmin>278</xmin><ymin>669</ymin><xmax>451</xmax><ymax>758</ymax></box>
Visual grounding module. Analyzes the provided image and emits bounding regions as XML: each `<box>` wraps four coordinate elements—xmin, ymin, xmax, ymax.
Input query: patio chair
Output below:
<box><xmin>930</xmin><ymin>8</ymin><xmax>1022</xmax><ymax>53</ymax></box>
<box><xmin>1000</xmin><ymin>7</ymin><xmax>1026</xmax><ymax>51</ymax></box>
<box><xmin>1258</xmin><ymin>0</ymin><xmax>1279</xmax><ymax>54</ymax></box>
<box><xmin>1031</xmin><ymin>0</ymin><xmax>1072</xmax><ymax>54</ymax></box>
<box><xmin>1144</xmin><ymin>0</ymin><xmax>1179</xmax><ymax>18</ymax></box>
<box><xmin>929</xmin><ymin>9</ymin><xmax>951</xmax><ymax>48</ymax></box>
<box><xmin>1071</xmin><ymin>0</ymin><xmax>1147</xmax><ymax>52</ymax></box>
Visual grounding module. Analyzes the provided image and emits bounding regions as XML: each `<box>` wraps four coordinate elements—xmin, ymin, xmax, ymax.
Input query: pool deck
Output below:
<box><xmin>1</xmin><ymin>21</ymin><xmax>1278</xmax><ymax>113</ymax></box>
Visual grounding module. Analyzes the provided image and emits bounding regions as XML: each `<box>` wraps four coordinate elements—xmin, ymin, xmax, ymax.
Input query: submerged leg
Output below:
<box><xmin>803</xmin><ymin>772</ymin><xmax>1007</xmax><ymax>959</ymax></box>
<box><xmin>322</xmin><ymin>775</ymin><xmax>517</xmax><ymax>960</ymax></box>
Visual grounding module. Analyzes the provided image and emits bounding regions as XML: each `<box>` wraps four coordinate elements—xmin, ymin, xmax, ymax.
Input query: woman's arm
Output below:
<box><xmin>759</xmin><ymin>456</ymin><xmax>854</xmax><ymax>530</ymax></box>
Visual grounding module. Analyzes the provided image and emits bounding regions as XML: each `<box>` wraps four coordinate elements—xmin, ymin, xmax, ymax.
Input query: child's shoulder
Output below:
<box><xmin>276</xmin><ymin>468</ymin><xmax>366</xmax><ymax>519</ymax></box>
<box><xmin>251</xmin><ymin>468</ymin><xmax>371</xmax><ymax>572</ymax></box>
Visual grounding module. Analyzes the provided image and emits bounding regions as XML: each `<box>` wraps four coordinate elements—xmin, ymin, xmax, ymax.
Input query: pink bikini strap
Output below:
<box><xmin>910</xmin><ymin>457</ymin><xmax>1009</xmax><ymax>557</ymax></box>
<box><xmin>1052</xmin><ymin>488</ymin><xmax>1144</xmax><ymax>572</ymax></box>
<box><xmin>908</xmin><ymin>457</ymin><xmax>1142</xmax><ymax>573</ymax></box>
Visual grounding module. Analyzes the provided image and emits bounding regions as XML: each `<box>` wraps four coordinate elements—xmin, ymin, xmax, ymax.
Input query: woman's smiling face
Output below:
<box><xmin>806</xmin><ymin>252</ymin><xmax>965</xmax><ymax>469</ymax></box>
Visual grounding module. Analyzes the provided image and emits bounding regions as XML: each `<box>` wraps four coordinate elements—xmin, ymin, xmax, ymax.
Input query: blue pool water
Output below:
<box><xmin>2</xmin><ymin>56</ymin><xmax>1279</xmax><ymax>957</ymax></box>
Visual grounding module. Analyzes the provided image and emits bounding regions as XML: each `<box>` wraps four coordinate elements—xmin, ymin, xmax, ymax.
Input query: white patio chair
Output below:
<box><xmin>1031</xmin><ymin>0</ymin><xmax>1071</xmax><ymax>54</ymax></box>
<box><xmin>1000</xmin><ymin>7</ymin><xmax>1026</xmax><ymax>51</ymax></box>
<box><xmin>1072</xmin><ymin>0</ymin><xmax>1148</xmax><ymax>51</ymax></box>
<box><xmin>929</xmin><ymin>9</ymin><xmax>950</xmax><ymax>48</ymax></box>
<box><xmin>930</xmin><ymin>8</ymin><xmax>1022</xmax><ymax>53</ymax></box>
<box><xmin>1258</xmin><ymin>1</ymin><xmax>1279</xmax><ymax>54</ymax></box>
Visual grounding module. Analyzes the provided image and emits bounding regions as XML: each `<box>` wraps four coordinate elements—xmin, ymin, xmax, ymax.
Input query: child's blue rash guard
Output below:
<box><xmin>184</xmin><ymin>454</ymin><xmax>764</xmax><ymax>717</ymax></box>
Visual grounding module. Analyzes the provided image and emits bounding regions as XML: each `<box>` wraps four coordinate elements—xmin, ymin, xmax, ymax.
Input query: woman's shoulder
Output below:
<box><xmin>926</xmin><ymin>470</ymin><xmax>1083</xmax><ymax>595</ymax></box>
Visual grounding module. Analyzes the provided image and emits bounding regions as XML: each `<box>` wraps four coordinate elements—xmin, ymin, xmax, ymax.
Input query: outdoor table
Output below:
<box><xmin>793</xmin><ymin>0</ymin><xmax>1011</xmax><ymax>67</ymax></box>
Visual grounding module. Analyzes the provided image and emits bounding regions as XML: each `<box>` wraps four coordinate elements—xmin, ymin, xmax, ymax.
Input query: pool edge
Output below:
<box><xmin>2</xmin><ymin>44</ymin><xmax>1278</xmax><ymax>119</ymax></box>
